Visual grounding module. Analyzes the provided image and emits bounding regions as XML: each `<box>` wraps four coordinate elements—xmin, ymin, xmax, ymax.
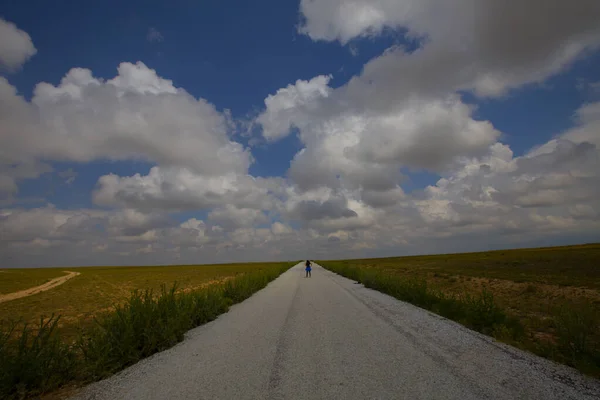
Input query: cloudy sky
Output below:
<box><xmin>1</xmin><ymin>0</ymin><xmax>599</xmax><ymax>267</ymax></box>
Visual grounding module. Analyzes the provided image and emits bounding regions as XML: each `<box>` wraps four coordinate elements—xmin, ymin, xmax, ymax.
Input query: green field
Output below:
<box><xmin>0</xmin><ymin>262</ymin><xmax>291</xmax><ymax>338</ymax></box>
<box><xmin>0</xmin><ymin>262</ymin><xmax>294</xmax><ymax>399</ymax></box>
<box><xmin>320</xmin><ymin>243</ymin><xmax>600</xmax><ymax>377</ymax></box>
<box><xmin>0</xmin><ymin>269</ymin><xmax>68</xmax><ymax>295</ymax></box>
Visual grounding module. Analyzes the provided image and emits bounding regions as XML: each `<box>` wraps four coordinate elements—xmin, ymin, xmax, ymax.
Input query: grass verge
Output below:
<box><xmin>321</xmin><ymin>260</ymin><xmax>600</xmax><ymax>377</ymax></box>
<box><xmin>0</xmin><ymin>263</ymin><xmax>292</xmax><ymax>399</ymax></box>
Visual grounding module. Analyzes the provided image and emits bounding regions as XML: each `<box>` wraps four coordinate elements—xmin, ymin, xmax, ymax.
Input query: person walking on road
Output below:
<box><xmin>305</xmin><ymin>260</ymin><xmax>312</xmax><ymax>278</ymax></box>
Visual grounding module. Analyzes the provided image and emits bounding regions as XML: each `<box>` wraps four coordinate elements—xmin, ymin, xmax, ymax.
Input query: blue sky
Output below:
<box><xmin>4</xmin><ymin>0</ymin><xmax>404</xmax><ymax>206</ymax></box>
<box><xmin>1</xmin><ymin>0</ymin><xmax>600</xmax><ymax>267</ymax></box>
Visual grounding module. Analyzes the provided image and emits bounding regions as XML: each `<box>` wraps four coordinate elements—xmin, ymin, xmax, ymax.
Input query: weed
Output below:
<box><xmin>323</xmin><ymin>263</ymin><xmax>522</xmax><ymax>340</ymax></box>
<box><xmin>0</xmin><ymin>263</ymin><xmax>292</xmax><ymax>399</ymax></box>
<box><xmin>320</xmin><ymin>248</ymin><xmax>600</xmax><ymax>378</ymax></box>
<box><xmin>554</xmin><ymin>304</ymin><xmax>599</xmax><ymax>364</ymax></box>
<box><xmin>0</xmin><ymin>316</ymin><xmax>77</xmax><ymax>399</ymax></box>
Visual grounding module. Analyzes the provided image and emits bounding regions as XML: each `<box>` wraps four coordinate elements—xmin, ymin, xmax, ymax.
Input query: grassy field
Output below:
<box><xmin>320</xmin><ymin>243</ymin><xmax>600</xmax><ymax>377</ymax></box>
<box><xmin>0</xmin><ymin>263</ymin><xmax>286</xmax><ymax>338</ymax></box>
<box><xmin>0</xmin><ymin>261</ymin><xmax>294</xmax><ymax>399</ymax></box>
<box><xmin>0</xmin><ymin>269</ymin><xmax>68</xmax><ymax>295</ymax></box>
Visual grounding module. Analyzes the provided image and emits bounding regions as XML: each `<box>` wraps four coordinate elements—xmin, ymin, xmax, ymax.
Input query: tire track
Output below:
<box><xmin>0</xmin><ymin>271</ymin><xmax>80</xmax><ymax>303</ymax></box>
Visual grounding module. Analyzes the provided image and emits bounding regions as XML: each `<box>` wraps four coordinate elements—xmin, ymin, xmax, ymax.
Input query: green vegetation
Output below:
<box><xmin>0</xmin><ymin>269</ymin><xmax>67</xmax><ymax>295</ymax></box>
<box><xmin>0</xmin><ymin>262</ymin><xmax>292</xmax><ymax>399</ymax></box>
<box><xmin>320</xmin><ymin>243</ymin><xmax>600</xmax><ymax>378</ymax></box>
<box><xmin>0</xmin><ymin>263</ymin><xmax>283</xmax><ymax>339</ymax></box>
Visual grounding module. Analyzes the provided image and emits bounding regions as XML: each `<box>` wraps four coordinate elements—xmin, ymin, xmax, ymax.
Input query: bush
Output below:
<box><xmin>554</xmin><ymin>303</ymin><xmax>600</xmax><ymax>370</ymax></box>
<box><xmin>462</xmin><ymin>290</ymin><xmax>506</xmax><ymax>334</ymax></box>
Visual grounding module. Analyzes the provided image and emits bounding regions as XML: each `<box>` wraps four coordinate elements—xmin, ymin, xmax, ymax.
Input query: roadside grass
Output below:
<box><xmin>0</xmin><ymin>262</ymin><xmax>292</xmax><ymax>399</ymax></box>
<box><xmin>0</xmin><ymin>263</ymin><xmax>283</xmax><ymax>339</ymax></box>
<box><xmin>320</xmin><ymin>243</ymin><xmax>600</xmax><ymax>378</ymax></box>
<box><xmin>323</xmin><ymin>262</ymin><xmax>523</xmax><ymax>338</ymax></box>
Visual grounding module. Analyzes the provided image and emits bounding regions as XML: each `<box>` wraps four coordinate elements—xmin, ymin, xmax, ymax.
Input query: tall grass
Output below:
<box><xmin>323</xmin><ymin>261</ymin><xmax>600</xmax><ymax>376</ymax></box>
<box><xmin>323</xmin><ymin>262</ymin><xmax>524</xmax><ymax>338</ymax></box>
<box><xmin>0</xmin><ymin>263</ymin><xmax>291</xmax><ymax>399</ymax></box>
<box><xmin>0</xmin><ymin>316</ymin><xmax>78</xmax><ymax>399</ymax></box>
<box><xmin>552</xmin><ymin>304</ymin><xmax>600</xmax><ymax>375</ymax></box>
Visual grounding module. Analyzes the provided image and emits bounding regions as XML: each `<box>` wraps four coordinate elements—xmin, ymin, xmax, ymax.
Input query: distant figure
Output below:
<box><xmin>305</xmin><ymin>260</ymin><xmax>312</xmax><ymax>278</ymax></box>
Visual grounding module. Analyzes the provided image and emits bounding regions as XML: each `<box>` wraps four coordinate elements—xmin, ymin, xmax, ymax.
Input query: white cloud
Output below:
<box><xmin>1</xmin><ymin>15</ymin><xmax>600</xmax><ymax>267</ymax></box>
<box><xmin>563</xmin><ymin>102</ymin><xmax>600</xmax><ymax>146</ymax></box>
<box><xmin>208</xmin><ymin>205</ymin><xmax>269</xmax><ymax>230</ymax></box>
<box><xmin>257</xmin><ymin>75</ymin><xmax>332</xmax><ymax>141</ymax></box>
<box><xmin>107</xmin><ymin>209</ymin><xmax>174</xmax><ymax>237</ymax></box>
<box><xmin>415</xmin><ymin>132</ymin><xmax>600</xmax><ymax>234</ymax></box>
<box><xmin>300</xmin><ymin>0</ymin><xmax>600</xmax><ymax>99</ymax></box>
<box><xmin>258</xmin><ymin>77</ymin><xmax>499</xmax><ymax>196</ymax></box>
<box><xmin>1</xmin><ymin>62</ymin><xmax>251</xmax><ymax>175</ymax></box>
<box><xmin>0</xmin><ymin>61</ymin><xmax>259</xmax><ymax>212</ymax></box>
<box><xmin>0</xmin><ymin>18</ymin><xmax>37</xmax><ymax>71</ymax></box>
<box><xmin>271</xmin><ymin>222</ymin><xmax>292</xmax><ymax>235</ymax></box>
<box><xmin>343</xmin><ymin>96</ymin><xmax>499</xmax><ymax>170</ymax></box>
<box><xmin>0</xmin><ymin>207</ymin><xmax>106</xmax><ymax>243</ymax></box>
<box><xmin>93</xmin><ymin>167</ymin><xmax>276</xmax><ymax>212</ymax></box>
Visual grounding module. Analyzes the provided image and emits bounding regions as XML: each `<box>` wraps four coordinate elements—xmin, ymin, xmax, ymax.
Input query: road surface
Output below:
<box><xmin>72</xmin><ymin>263</ymin><xmax>600</xmax><ymax>400</ymax></box>
<box><xmin>0</xmin><ymin>271</ymin><xmax>80</xmax><ymax>304</ymax></box>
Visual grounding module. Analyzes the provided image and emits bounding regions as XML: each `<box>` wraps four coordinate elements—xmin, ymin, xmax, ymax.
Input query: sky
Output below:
<box><xmin>1</xmin><ymin>0</ymin><xmax>600</xmax><ymax>268</ymax></box>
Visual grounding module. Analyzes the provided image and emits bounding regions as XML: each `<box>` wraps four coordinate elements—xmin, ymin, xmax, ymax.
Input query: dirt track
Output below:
<box><xmin>0</xmin><ymin>271</ymin><xmax>80</xmax><ymax>303</ymax></box>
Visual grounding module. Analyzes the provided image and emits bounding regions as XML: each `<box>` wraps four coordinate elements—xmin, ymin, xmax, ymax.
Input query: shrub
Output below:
<box><xmin>554</xmin><ymin>304</ymin><xmax>599</xmax><ymax>365</ymax></box>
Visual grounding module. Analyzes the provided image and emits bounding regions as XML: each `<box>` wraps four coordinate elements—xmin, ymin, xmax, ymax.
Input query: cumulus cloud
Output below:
<box><xmin>257</xmin><ymin>77</ymin><xmax>499</xmax><ymax>197</ymax></box>
<box><xmin>299</xmin><ymin>0</ymin><xmax>600</xmax><ymax>98</ymax></box>
<box><xmin>93</xmin><ymin>167</ymin><xmax>276</xmax><ymax>212</ymax></box>
<box><xmin>253</xmin><ymin>0</ymin><xmax>600</xmax><ymax>221</ymax></box>
<box><xmin>257</xmin><ymin>75</ymin><xmax>332</xmax><ymax>141</ymax></box>
<box><xmin>1</xmin><ymin>12</ymin><xmax>600</xmax><ymax>267</ymax></box>
<box><xmin>0</xmin><ymin>18</ymin><xmax>37</xmax><ymax>71</ymax></box>
<box><xmin>0</xmin><ymin>207</ymin><xmax>106</xmax><ymax>243</ymax></box>
<box><xmin>1</xmin><ymin>61</ymin><xmax>257</xmax><ymax>212</ymax></box>
<box><xmin>416</xmin><ymin>135</ymin><xmax>600</xmax><ymax>235</ymax></box>
<box><xmin>344</xmin><ymin>97</ymin><xmax>499</xmax><ymax>170</ymax></box>
<box><xmin>208</xmin><ymin>205</ymin><xmax>269</xmax><ymax>230</ymax></box>
<box><xmin>563</xmin><ymin>102</ymin><xmax>600</xmax><ymax>146</ymax></box>
<box><xmin>1</xmin><ymin>62</ymin><xmax>250</xmax><ymax>174</ymax></box>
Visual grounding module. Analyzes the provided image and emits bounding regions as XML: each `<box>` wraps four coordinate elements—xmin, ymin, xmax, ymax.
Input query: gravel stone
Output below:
<box><xmin>71</xmin><ymin>263</ymin><xmax>600</xmax><ymax>400</ymax></box>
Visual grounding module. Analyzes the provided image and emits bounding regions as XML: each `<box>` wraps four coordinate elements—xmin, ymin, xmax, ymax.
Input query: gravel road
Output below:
<box><xmin>72</xmin><ymin>263</ymin><xmax>600</xmax><ymax>400</ymax></box>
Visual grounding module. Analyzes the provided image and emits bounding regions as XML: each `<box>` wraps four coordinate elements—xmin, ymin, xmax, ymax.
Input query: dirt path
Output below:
<box><xmin>0</xmin><ymin>271</ymin><xmax>81</xmax><ymax>304</ymax></box>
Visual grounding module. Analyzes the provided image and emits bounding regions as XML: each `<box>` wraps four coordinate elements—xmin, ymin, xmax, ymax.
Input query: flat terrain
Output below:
<box><xmin>321</xmin><ymin>243</ymin><xmax>600</xmax><ymax>376</ymax></box>
<box><xmin>0</xmin><ymin>268</ymin><xmax>68</xmax><ymax>294</ymax></box>
<box><xmin>0</xmin><ymin>262</ymin><xmax>292</xmax><ymax>337</ymax></box>
<box><xmin>72</xmin><ymin>263</ymin><xmax>600</xmax><ymax>400</ymax></box>
<box><xmin>0</xmin><ymin>271</ymin><xmax>80</xmax><ymax>303</ymax></box>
